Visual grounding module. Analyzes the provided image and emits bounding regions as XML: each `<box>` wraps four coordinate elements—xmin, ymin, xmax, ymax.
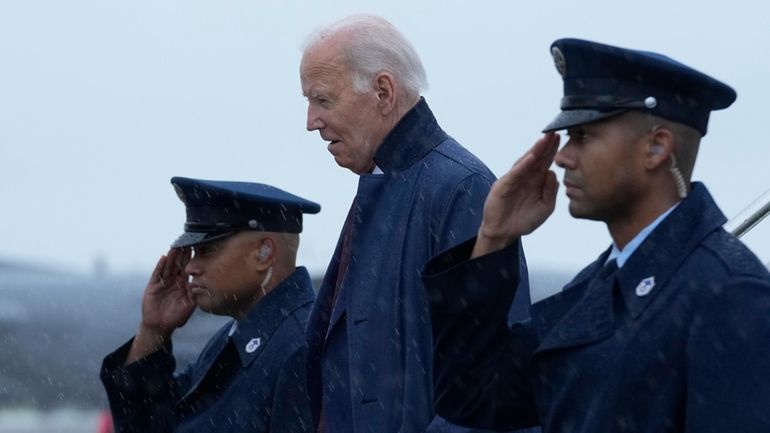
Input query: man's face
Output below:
<box><xmin>185</xmin><ymin>232</ymin><xmax>261</xmax><ymax>317</ymax></box>
<box><xmin>300</xmin><ymin>40</ymin><xmax>386</xmax><ymax>174</ymax></box>
<box><xmin>554</xmin><ymin>113</ymin><xmax>649</xmax><ymax>222</ymax></box>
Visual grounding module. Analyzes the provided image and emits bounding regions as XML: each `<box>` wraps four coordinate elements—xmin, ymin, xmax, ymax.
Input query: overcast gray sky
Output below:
<box><xmin>2</xmin><ymin>0</ymin><xmax>769</xmax><ymax>278</ymax></box>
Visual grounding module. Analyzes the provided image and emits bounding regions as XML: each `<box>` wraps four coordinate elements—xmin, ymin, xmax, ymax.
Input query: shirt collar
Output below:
<box><xmin>227</xmin><ymin>320</ymin><xmax>238</xmax><ymax>337</ymax></box>
<box><xmin>607</xmin><ymin>202</ymin><xmax>680</xmax><ymax>268</ymax></box>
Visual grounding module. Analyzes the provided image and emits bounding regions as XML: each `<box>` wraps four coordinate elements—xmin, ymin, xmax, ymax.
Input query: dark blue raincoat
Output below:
<box><xmin>423</xmin><ymin>183</ymin><xmax>770</xmax><ymax>433</ymax></box>
<box><xmin>101</xmin><ymin>267</ymin><xmax>315</xmax><ymax>433</ymax></box>
<box><xmin>306</xmin><ymin>98</ymin><xmax>531</xmax><ymax>433</ymax></box>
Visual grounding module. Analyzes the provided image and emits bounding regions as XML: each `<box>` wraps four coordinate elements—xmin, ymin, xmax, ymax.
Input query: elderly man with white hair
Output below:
<box><xmin>299</xmin><ymin>14</ymin><xmax>532</xmax><ymax>433</ymax></box>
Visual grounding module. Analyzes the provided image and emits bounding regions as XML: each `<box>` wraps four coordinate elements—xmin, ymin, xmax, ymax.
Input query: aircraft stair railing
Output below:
<box><xmin>724</xmin><ymin>187</ymin><xmax>770</xmax><ymax>239</ymax></box>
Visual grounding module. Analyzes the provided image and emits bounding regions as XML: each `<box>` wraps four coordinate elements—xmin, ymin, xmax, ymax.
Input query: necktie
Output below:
<box><xmin>332</xmin><ymin>198</ymin><xmax>358</xmax><ymax>309</ymax></box>
<box><xmin>599</xmin><ymin>258</ymin><xmax>619</xmax><ymax>280</ymax></box>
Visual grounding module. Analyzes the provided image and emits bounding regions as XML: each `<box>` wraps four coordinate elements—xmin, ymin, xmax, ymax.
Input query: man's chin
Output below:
<box><xmin>334</xmin><ymin>157</ymin><xmax>365</xmax><ymax>174</ymax></box>
<box><xmin>568</xmin><ymin>204</ymin><xmax>603</xmax><ymax>222</ymax></box>
<box><xmin>567</xmin><ymin>202</ymin><xmax>591</xmax><ymax>219</ymax></box>
<box><xmin>193</xmin><ymin>297</ymin><xmax>215</xmax><ymax>313</ymax></box>
<box><xmin>333</xmin><ymin>158</ymin><xmax>350</xmax><ymax>170</ymax></box>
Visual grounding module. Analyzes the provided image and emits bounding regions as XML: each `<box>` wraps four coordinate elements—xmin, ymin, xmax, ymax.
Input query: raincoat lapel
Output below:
<box><xmin>532</xmin><ymin>257</ymin><xmax>617</xmax><ymax>354</ymax></box>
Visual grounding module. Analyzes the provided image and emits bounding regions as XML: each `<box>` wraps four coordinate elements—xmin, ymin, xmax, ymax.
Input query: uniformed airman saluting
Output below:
<box><xmin>101</xmin><ymin>177</ymin><xmax>319</xmax><ymax>433</ymax></box>
<box><xmin>424</xmin><ymin>39</ymin><xmax>770</xmax><ymax>432</ymax></box>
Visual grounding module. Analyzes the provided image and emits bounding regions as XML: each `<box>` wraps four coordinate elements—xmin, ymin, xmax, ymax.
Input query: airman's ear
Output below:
<box><xmin>259</xmin><ymin>243</ymin><xmax>271</xmax><ymax>261</ymax></box>
<box><xmin>253</xmin><ymin>237</ymin><xmax>274</xmax><ymax>271</ymax></box>
<box><xmin>645</xmin><ymin>127</ymin><xmax>675</xmax><ymax>170</ymax></box>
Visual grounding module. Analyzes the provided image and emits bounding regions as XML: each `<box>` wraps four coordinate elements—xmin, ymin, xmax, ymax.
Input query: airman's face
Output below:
<box><xmin>184</xmin><ymin>232</ymin><xmax>263</xmax><ymax>317</ymax></box>
<box><xmin>300</xmin><ymin>40</ymin><xmax>386</xmax><ymax>174</ymax></box>
<box><xmin>554</xmin><ymin>113</ymin><xmax>649</xmax><ymax>222</ymax></box>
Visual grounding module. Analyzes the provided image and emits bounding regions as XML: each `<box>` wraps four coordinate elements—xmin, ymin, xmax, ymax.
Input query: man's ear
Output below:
<box><xmin>645</xmin><ymin>127</ymin><xmax>675</xmax><ymax>170</ymax></box>
<box><xmin>375</xmin><ymin>72</ymin><xmax>396</xmax><ymax>115</ymax></box>
<box><xmin>253</xmin><ymin>237</ymin><xmax>274</xmax><ymax>271</ymax></box>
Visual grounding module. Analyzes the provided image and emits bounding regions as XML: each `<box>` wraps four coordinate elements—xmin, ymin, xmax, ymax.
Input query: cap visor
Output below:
<box><xmin>170</xmin><ymin>231</ymin><xmax>234</xmax><ymax>248</ymax></box>
<box><xmin>542</xmin><ymin>109</ymin><xmax>627</xmax><ymax>132</ymax></box>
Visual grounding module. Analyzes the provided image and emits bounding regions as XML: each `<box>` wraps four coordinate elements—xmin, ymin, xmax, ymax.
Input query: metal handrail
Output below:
<box><xmin>724</xmin><ymin>188</ymin><xmax>770</xmax><ymax>238</ymax></box>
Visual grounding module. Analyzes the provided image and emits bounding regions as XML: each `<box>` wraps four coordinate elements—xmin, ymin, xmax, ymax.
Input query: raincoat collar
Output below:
<box><xmin>230</xmin><ymin>266</ymin><xmax>314</xmax><ymax>366</ymax></box>
<box><xmin>373</xmin><ymin>97</ymin><xmax>448</xmax><ymax>173</ymax></box>
<box><xmin>607</xmin><ymin>203</ymin><xmax>679</xmax><ymax>267</ymax></box>
<box><xmin>532</xmin><ymin>182</ymin><xmax>726</xmax><ymax>352</ymax></box>
<box><xmin>614</xmin><ymin>182</ymin><xmax>726</xmax><ymax>318</ymax></box>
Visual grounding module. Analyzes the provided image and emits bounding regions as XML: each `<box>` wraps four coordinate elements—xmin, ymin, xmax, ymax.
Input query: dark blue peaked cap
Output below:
<box><xmin>170</xmin><ymin>177</ymin><xmax>321</xmax><ymax>248</ymax></box>
<box><xmin>542</xmin><ymin>38</ymin><xmax>736</xmax><ymax>136</ymax></box>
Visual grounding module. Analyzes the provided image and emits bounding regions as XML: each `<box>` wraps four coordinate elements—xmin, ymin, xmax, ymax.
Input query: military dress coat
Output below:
<box><xmin>423</xmin><ymin>183</ymin><xmax>770</xmax><ymax>433</ymax></box>
<box><xmin>101</xmin><ymin>267</ymin><xmax>315</xmax><ymax>433</ymax></box>
<box><xmin>305</xmin><ymin>98</ymin><xmax>531</xmax><ymax>433</ymax></box>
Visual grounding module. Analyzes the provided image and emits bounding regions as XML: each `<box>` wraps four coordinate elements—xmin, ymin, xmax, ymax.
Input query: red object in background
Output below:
<box><xmin>96</xmin><ymin>410</ymin><xmax>114</xmax><ymax>433</ymax></box>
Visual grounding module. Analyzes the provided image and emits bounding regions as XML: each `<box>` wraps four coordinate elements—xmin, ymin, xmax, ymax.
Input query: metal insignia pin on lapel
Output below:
<box><xmin>635</xmin><ymin>277</ymin><xmax>655</xmax><ymax>297</ymax></box>
<box><xmin>245</xmin><ymin>337</ymin><xmax>261</xmax><ymax>353</ymax></box>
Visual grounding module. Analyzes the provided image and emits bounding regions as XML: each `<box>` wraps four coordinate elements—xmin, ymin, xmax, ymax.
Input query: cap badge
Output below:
<box><xmin>635</xmin><ymin>276</ymin><xmax>655</xmax><ymax>297</ymax></box>
<box><xmin>248</xmin><ymin>219</ymin><xmax>259</xmax><ymax>229</ymax></box>
<box><xmin>245</xmin><ymin>337</ymin><xmax>262</xmax><ymax>353</ymax></box>
<box><xmin>551</xmin><ymin>46</ymin><xmax>567</xmax><ymax>76</ymax></box>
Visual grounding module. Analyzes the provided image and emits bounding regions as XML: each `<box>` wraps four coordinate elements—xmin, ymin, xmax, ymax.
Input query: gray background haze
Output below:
<box><xmin>2</xmin><ymin>0</ymin><xmax>769</xmax><ymax>279</ymax></box>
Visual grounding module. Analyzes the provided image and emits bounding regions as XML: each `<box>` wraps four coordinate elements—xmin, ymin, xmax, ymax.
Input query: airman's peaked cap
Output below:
<box><xmin>543</xmin><ymin>38</ymin><xmax>736</xmax><ymax>136</ymax></box>
<box><xmin>170</xmin><ymin>177</ymin><xmax>321</xmax><ymax>248</ymax></box>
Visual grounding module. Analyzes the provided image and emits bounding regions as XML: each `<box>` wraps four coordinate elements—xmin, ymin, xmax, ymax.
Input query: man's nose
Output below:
<box><xmin>554</xmin><ymin>141</ymin><xmax>574</xmax><ymax>169</ymax></box>
<box><xmin>306</xmin><ymin>105</ymin><xmax>324</xmax><ymax>131</ymax></box>
<box><xmin>184</xmin><ymin>257</ymin><xmax>201</xmax><ymax>276</ymax></box>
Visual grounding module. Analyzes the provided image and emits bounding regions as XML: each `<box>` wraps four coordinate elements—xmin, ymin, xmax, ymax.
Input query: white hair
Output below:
<box><xmin>303</xmin><ymin>14</ymin><xmax>428</xmax><ymax>97</ymax></box>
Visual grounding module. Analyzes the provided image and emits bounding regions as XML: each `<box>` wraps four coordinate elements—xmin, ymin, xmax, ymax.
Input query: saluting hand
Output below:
<box><xmin>140</xmin><ymin>247</ymin><xmax>195</xmax><ymax>333</ymax></box>
<box><xmin>126</xmin><ymin>248</ymin><xmax>194</xmax><ymax>364</ymax></box>
<box><xmin>472</xmin><ymin>133</ymin><xmax>560</xmax><ymax>258</ymax></box>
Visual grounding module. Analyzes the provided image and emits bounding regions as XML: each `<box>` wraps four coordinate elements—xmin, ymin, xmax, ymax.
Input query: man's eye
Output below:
<box><xmin>568</xmin><ymin>129</ymin><xmax>588</xmax><ymax>142</ymax></box>
<box><xmin>306</xmin><ymin>95</ymin><xmax>329</xmax><ymax>106</ymax></box>
<box><xmin>193</xmin><ymin>245</ymin><xmax>215</xmax><ymax>257</ymax></box>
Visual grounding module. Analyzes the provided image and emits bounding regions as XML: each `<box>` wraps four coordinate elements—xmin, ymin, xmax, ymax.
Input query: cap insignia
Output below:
<box><xmin>551</xmin><ymin>46</ymin><xmax>567</xmax><ymax>76</ymax></box>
